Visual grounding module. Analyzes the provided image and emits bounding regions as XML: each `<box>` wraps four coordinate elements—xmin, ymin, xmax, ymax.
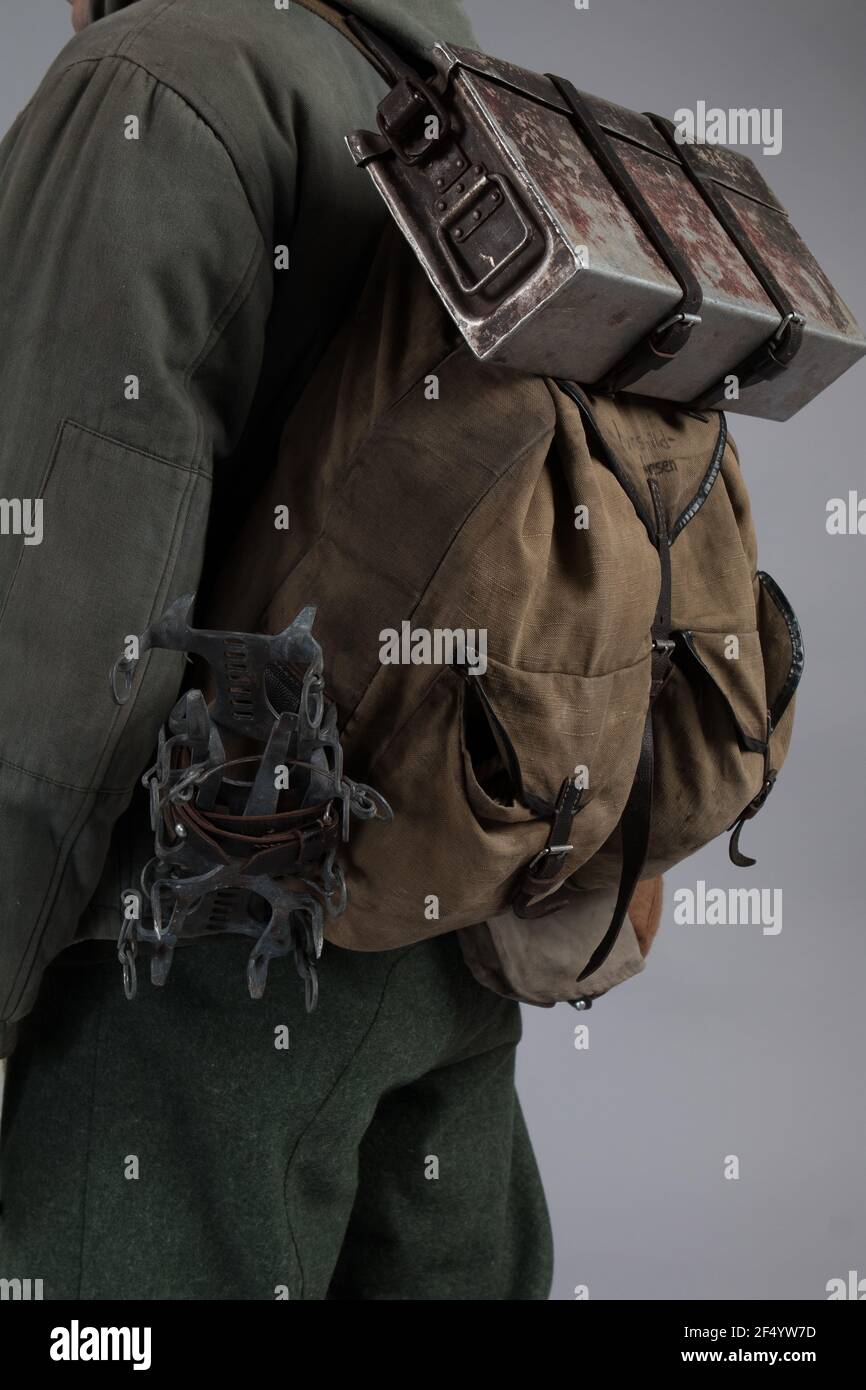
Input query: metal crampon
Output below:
<box><xmin>110</xmin><ymin>595</ymin><xmax>392</xmax><ymax>1007</ymax></box>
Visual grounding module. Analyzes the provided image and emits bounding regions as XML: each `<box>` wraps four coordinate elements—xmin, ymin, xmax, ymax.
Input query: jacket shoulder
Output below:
<box><xmin>45</xmin><ymin>0</ymin><xmax>388</xmax><ymax>236</ymax></box>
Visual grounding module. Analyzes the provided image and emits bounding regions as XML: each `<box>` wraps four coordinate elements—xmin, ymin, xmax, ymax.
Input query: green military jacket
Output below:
<box><xmin>0</xmin><ymin>0</ymin><xmax>474</xmax><ymax>1053</ymax></box>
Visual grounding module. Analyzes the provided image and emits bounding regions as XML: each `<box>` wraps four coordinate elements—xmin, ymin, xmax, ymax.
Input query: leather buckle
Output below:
<box><xmin>649</xmin><ymin>310</ymin><xmax>702</xmax><ymax>358</ymax></box>
<box><xmin>750</xmin><ymin>768</ymin><xmax>778</xmax><ymax>813</ymax></box>
<box><xmin>527</xmin><ymin>842</ymin><xmax>574</xmax><ymax>879</ymax></box>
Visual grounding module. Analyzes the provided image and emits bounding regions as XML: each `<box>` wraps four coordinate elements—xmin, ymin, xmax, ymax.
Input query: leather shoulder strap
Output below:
<box><xmin>290</xmin><ymin>0</ymin><xmax>412</xmax><ymax>83</ymax></box>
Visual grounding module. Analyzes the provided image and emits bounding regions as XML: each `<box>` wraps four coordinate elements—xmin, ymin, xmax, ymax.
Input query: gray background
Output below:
<box><xmin>3</xmin><ymin>0</ymin><xmax>864</xmax><ymax>1300</ymax></box>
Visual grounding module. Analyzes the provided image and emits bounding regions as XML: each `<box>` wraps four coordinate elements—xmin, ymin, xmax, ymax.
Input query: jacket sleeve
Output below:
<box><xmin>0</xmin><ymin>54</ymin><xmax>275</xmax><ymax>1051</ymax></box>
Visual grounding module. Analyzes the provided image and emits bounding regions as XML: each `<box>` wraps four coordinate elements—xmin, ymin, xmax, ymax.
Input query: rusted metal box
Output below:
<box><xmin>347</xmin><ymin>44</ymin><xmax>865</xmax><ymax>421</ymax></box>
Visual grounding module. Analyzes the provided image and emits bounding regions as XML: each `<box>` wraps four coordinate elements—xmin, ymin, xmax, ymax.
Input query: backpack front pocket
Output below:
<box><xmin>324</xmin><ymin>653</ymin><xmax>652</xmax><ymax>950</ymax></box>
<box><xmin>573</xmin><ymin>569</ymin><xmax>805</xmax><ymax>888</ymax></box>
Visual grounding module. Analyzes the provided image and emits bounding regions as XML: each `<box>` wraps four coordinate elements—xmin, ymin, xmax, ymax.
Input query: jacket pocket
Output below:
<box><xmin>0</xmin><ymin>420</ymin><xmax>210</xmax><ymax>1027</ymax></box>
<box><xmin>0</xmin><ymin>419</ymin><xmax>204</xmax><ymax>790</ymax></box>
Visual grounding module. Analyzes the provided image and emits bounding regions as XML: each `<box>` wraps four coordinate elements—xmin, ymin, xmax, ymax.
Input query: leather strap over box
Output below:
<box><xmin>321</xmin><ymin>10</ymin><xmax>864</xmax><ymax>420</ymax></box>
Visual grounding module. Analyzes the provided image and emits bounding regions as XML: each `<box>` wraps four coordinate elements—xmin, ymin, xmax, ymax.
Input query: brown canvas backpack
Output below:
<box><xmin>203</xmin><ymin>224</ymin><xmax>803</xmax><ymax>1007</ymax></box>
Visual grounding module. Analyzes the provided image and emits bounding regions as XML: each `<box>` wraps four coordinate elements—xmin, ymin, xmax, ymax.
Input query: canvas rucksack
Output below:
<box><xmin>113</xmin><ymin>3</ymin><xmax>809</xmax><ymax>1010</ymax></box>
<box><xmin>200</xmin><ymin>222</ymin><xmax>803</xmax><ymax>1006</ymax></box>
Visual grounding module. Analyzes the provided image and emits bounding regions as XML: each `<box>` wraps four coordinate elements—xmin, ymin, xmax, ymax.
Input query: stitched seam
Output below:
<box><xmin>280</xmin><ymin>949</ymin><xmax>412</xmax><ymax>1299</ymax></box>
<box><xmin>0</xmin><ymin>45</ymin><xmax>268</xmax><ymax>1022</ymax></box>
<box><xmin>758</xmin><ymin>571</ymin><xmax>804</xmax><ymax>732</ymax></box>
<box><xmin>289</xmin><ymin>422</ymin><xmax>555</xmax><ymax>731</ymax></box>
<box><xmin>2</xmin><ymin>466</ymin><xmax>201</xmax><ymax>1022</ymax></box>
<box><xmin>0</xmin><ymin>419</ymin><xmax>66</xmax><ymax>634</ymax></box>
<box><xmin>59</xmin><ymin>420</ymin><xmax>205</xmax><ymax>475</ymax></box>
<box><xmin>10</xmin><ymin>59</ymin><xmax>268</xmax><ymax>481</ymax></box>
<box><xmin>55</xmin><ymin>52</ymin><xmax>268</xmax><ymax>246</ymax></box>
<box><xmin>75</xmin><ymin>987</ymin><xmax>105</xmax><ymax>1300</ymax></box>
<box><xmin>0</xmin><ymin>45</ymin><xmax>268</xmax><ymax>1010</ymax></box>
<box><xmin>261</xmin><ymin>347</ymin><xmax>473</xmax><ymax>617</ymax></box>
<box><xmin>476</xmin><ymin>649</ymin><xmax>654</xmax><ymax>680</ymax></box>
<box><xmin>555</xmin><ymin>381</ymin><xmax>657</xmax><ymax>541</ymax></box>
<box><xmin>112</xmin><ymin>0</ymin><xmax>179</xmax><ymax>58</ymax></box>
<box><xmin>0</xmin><ymin>756</ymin><xmax>130</xmax><ymax>795</ymax></box>
<box><xmin>1</xmin><ymin>792</ymin><xmax>95</xmax><ymax>1022</ymax></box>
<box><xmin>0</xmin><ymin>421</ymin><xmax>196</xmax><ymax>642</ymax></box>
<box><xmin>670</xmin><ymin>414</ymin><xmax>728</xmax><ymax>542</ymax></box>
<box><xmin>41</xmin><ymin>56</ymin><xmax>269</xmax><ymax>446</ymax></box>
<box><xmin>428</xmin><ymin>1018</ymin><xmax>523</xmax><ymax>1077</ymax></box>
<box><xmin>182</xmin><ymin>239</ymin><xmax>266</xmax><ymax>473</ymax></box>
<box><xmin>0</xmin><ymin>464</ymin><xmax>197</xmax><ymax>798</ymax></box>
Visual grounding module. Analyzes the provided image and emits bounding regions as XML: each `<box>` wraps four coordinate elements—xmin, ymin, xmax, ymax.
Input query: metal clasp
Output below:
<box><xmin>116</xmin><ymin>911</ymin><xmax>139</xmax><ymax>1001</ymax></box>
<box><xmin>437</xmin><ymin>173</ymin><xmax>534</xmax><ymax>296</ymax></box>
<box><xmin>376</xmin><ymin>77</ymin><xmax>452</xmax><ymax>164</ymax></box>
<box><xmin>528</xmin><ymin>843</ymin><xmax>574</xmax><ymax>877</ymax></box>
<box><xmin>769</xmin><ymin>310</ymin><xmax>806</xmax><ymax>352</ymax></box>
<box><xmin>109</xmin><ymin>656</ymin><xmax>138</xmax><ymax>707</ymax></box>
<box><xmin>650</xmin><ymin>310</ymin><xmax>703</xmax><ymax>355</ymax></box>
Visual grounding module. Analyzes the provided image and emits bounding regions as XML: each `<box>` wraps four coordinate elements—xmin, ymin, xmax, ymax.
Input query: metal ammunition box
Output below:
<box><xmin>347</xmin><ymin>43</ymin><xmax>865</xmax><ymax>421</ymax></box>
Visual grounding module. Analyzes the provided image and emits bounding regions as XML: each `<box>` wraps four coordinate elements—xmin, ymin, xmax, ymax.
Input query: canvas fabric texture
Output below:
<box><xmin>204</xmin><ymin>226</ymin><xmax>800</xmax><ymax>1000</ymax></box>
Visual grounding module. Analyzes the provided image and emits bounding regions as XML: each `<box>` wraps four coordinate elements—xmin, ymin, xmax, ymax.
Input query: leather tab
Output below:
<box><xmin>512</xmin><ymin>775</ymin><xmax>585</xmax><ymax>917</ymax></box>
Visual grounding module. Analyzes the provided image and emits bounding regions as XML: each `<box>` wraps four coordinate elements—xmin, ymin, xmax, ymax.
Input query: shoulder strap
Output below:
<box><xmin>290</xmin><ymin>0</ymin><xmax>418</xmax><ymax>83</ymax></box>
<box><xmin>292</xmin><ymin>0</ymin><xmax>455</xmax><ymax>165</ymax></box>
